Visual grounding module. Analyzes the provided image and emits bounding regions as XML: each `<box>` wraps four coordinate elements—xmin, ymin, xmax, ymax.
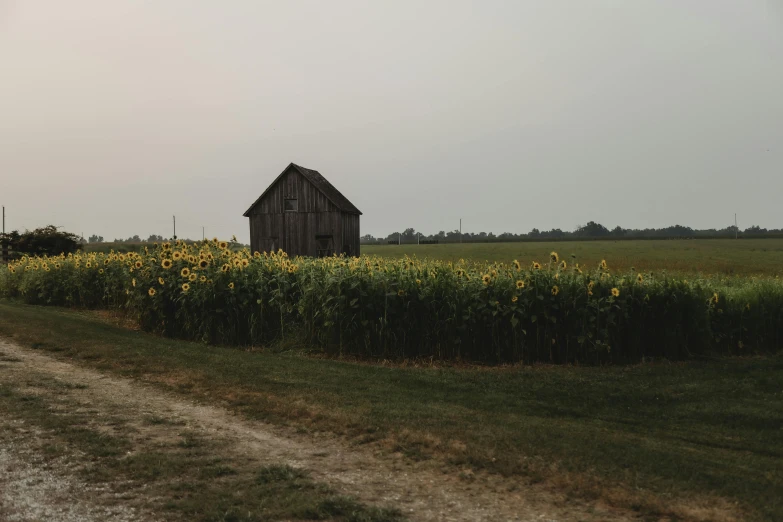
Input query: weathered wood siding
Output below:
<box><xmin>247</xmin><ymin>167</ymin><xmax>359</xmax><ymax>257</ymax></box>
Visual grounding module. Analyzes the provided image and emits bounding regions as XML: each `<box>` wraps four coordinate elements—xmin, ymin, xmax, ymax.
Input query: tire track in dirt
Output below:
<box><xmin>0</xmin><ymin>338</ymin><xmax>633</xmax><ymax>522</ymax></box>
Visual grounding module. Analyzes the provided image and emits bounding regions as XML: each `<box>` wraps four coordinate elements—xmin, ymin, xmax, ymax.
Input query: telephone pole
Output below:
<box><xmin>459</xmin><ymin>218</ymin><xmax>462</xmax><ymax>243</ymax></box>
<box><xmin>173</xmin><ymin>215</ymin><xmax>177</xmax><ymax>240</ymax></box>
<box><xmin>202</xmin><ymin>226</ymin><xmax>205</xmax><ymax>241</ymax></box>
<box><xmin>735</xmin><ymin>213</ymin><xmax>738</xmax><ymax>239</ymax></box>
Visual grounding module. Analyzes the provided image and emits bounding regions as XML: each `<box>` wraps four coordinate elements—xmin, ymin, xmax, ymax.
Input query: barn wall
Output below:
<box><xmin>341</xmin><ymin>213</ymin><xmax>360</xmax><ymax>257</ymax></box>
<box><xmin>247</xmin><ymin>166</ymin><xmax>359</xmax><ymax>257</ymax></box>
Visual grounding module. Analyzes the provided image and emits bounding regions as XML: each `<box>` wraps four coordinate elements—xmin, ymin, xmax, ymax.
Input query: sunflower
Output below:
<box><xmin>532</xmin><ymin>262</ymin><xmax>541</xmax><ymax>270</ymax></box>
<box><xmin>637</xmin><ymin>274</ymin><xmax>644</xmax><ymax>283</ymax></box>
<box><xmin>513</xmin><ymin>260</ymin><xmax>521</xmax><ymax>271</ymax></box>
<box><xmin>253</xmin><ymin>251</ymin><xmax>261</xmax><ymax>259</ymax></box>
<box><xmin>198</xmin><ymin>259</ymin><xmax>208</xmax><ymax>269</ymax></box>
<box><xmin>180</xmin><ymin>268</ymin><xmax>190</xmax><ymax>278</ymax></box>
<box><xmin>711</xmin><ymin>292</ymin><xmax>719</xmax><ymax>304</ymax></box>
<box><xmin>219</xmin><ymin>241</ymin><xmax>228</xmax><ymax>250</ymax></box>
<box><xmin>188</xmin><ymin>273</ymin><xmax>197</xmax><ymax>282</ymax></box>
<box><xmin>228</xmin><ymin>282</ymin><xmax>235</xmax><ymax>290</ymax></box>
<box><xmin>148</xmin><ymin>288</ymin><xmax>156</xmax><ymax>296</ymax></box>
<box><xmin>482</xmin><ymin>274</ymin><xmax>491</xmax><ymax>285</ymax></box>
<box><xmin>455</xmin><ymin>269</ymin><xmax>465</xmax><ymax>278</ymax></box>
<box><xmin>516</xmin><ymin>280</ymin><xmax>525</xmax><ymax>289</ymax></box>
<box><xmin>161</xmin><ymin>259</ymin><xmax>173</xmax><ymax>269</ymax></box>
<box><xmin>172</xmin><ymin>251</ymin><xmax>182</xmax><ymax>261</ymax></box>
<box><xmin>397</xmin><ymin>289</ymin><xmax>405</xmax><ymax>297</ymax></box>
<box><xmin>85</xmin><ymin>262</ymin><xmax>92</xmax><ymax>268</ymax></box>
<box><xmin>551</xmin><ymin>285</ymin><xmax>560</xmax><ymax>296</ymax></box>
<box><xmin>241</xmin><ymin>259</ymin><xmax>249</xmax><ymax>268</ymax></box>
<box><xmin>104</xmin><ymin>259</ymin><xmax>110</xmax><ymax>266</ymax></box>
<box><xmin>181</xmin><ymin>283</ymin><xmax>190</xmax><ymax>292</ymax></box>
<box><xmin>601</xmin><ymin>259</ymin><xmax>608</xmax><ymax>270</ymax></box>
<box><xmin>134</xmin><ymin>261</ymin><xmax>143</xmax><ymax>269</ymax></box>
<box><xmin>158</xmin><ymin>277</ymin><xmax>165</xmax><ymax>285</ymax></box>
<box><xmin>54</xmin><ymin>263</ymin><xmax>60</xmax><ymax>269</ymax></box>
<box><xmin>221</xmin><ymin>264</ymin><xmax>231</xmax><ymax>273</ymax></box>
<box><xmin>511</xmin><ymin>296</ymin><xmax>518</xmax><ymax>303</ymax></box>
<box><xmin>560</xmin><ymin>260</ymin><xmax>567</xmax><ymax>270</ymax></box>
<box><xmin>415</xmin><ymin>279</ymin><xmax>422</xmax><ymax>285</ymax></box>
<box><xmin>199</xmin><ymin>275</ymin><xmax>207</xmax><ymax>283</ymax></box>
<box><xmin>611</xmin><ymin>287</ymin><xmax>620</xmax><ymax>297</ymax></box>
<box><xmin>550</xmin><ymin>252</ymin><xmax>559</xmax><ymax>263</ymax></box>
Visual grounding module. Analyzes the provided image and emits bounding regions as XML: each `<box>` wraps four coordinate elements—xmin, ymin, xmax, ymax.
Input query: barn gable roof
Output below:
<box><xmin>243</xmin><ymin>163</ymin><xmax>362</xmax><ymax>217</ymax></box>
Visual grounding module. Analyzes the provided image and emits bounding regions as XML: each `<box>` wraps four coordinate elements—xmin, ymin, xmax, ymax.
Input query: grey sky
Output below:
<box><xmin>1</xmin><ymin>1</ymin><xmax>781</xmax><ymax>242</ymax></box>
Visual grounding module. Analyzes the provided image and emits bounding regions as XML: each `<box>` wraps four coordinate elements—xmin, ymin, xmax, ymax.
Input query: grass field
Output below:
<box><xmin>363</xmin><ymin>238</ymin><xmax>783</xmax><ymax>275</ymax></box>
<box><xmin>0</xmin><ymin>301</ymin><xmax>781</xmax><ymax>521</ymax></box>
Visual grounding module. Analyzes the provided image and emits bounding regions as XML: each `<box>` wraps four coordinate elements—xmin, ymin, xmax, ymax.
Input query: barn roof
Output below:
<box><xmin>243</xmin><ymin>163</ymin><xmax>362</xmax><ymax>217</ymax></box>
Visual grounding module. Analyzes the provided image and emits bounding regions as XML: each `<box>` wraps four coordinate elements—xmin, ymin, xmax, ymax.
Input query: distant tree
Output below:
<box><xmin>1</xmin><ymin>226</ymin><xmax>82</xmax><ymax>257</ymax></box>
<box><xmin>611</xmin><ymin>226</ymin><xmax>626</xmax><ymax>237</ymax></box>
<box><xmin>147</xmin><ymin>234</ymin><xmax>164</xmax><ymax>242</ymax></box>
<box><xmin>88</xmin><ymin>234</ymin><xmax>104</xmax><ymax>243</ymax></box>
<box><xmin>574</xmin><ymin>221</ymin><xmax>609</xmax><ymax>237</ymax></box>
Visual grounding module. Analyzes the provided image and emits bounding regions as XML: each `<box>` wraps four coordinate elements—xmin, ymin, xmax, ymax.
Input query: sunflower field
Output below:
<box><xmin>2</xmin><ymin>239</ymin><xmax>782</xmax><ymax>364</ymax></box>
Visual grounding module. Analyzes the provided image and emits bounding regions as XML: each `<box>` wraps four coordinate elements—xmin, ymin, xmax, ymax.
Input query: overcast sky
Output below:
<box><xmin>1</xmin><ymin>1</ymin><xmax>781</xmax><ymax>242</ymax></box>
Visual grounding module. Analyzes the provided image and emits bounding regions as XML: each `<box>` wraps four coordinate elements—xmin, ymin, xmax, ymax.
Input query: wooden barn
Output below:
<box><xmin>243</xmin><ymin>163</ymin><xmax>362</xmax><ymax>257</ymax></box>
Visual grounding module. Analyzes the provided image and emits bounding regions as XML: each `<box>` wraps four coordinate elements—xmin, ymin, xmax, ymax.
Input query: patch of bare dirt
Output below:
<box><xmin>0</xmin><ymin>339</ymin><xmax>645</xmax><ymax>521</ymax></box>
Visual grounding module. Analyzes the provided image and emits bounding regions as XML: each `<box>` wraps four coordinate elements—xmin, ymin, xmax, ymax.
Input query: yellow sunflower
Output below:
<box><xmin>611</xmin><ymin>287</ymin><xmax>620</xmax><ymax>297</ymax></box>
<box><xmin>181</xmin><ymin>283</ymin><xmax>190</xmax><ymax>292</ymax></box>
<box><xmin>601</xmin><ymin>259</ymin><xmax>608</xmax><ymax>270</ymax></box>
<box><xmin>161</xmin><ymin>259</ymin><xmax>173</xmax><ymax>269</ymax></box>
<box><xmin>131</xmin><ymin>278</ymin><xmax>136</xmax><ymax>287</ymax></box>
<box><xmin>560</xmin><ymin>260</ymin><xmax>567</xmax><ymax>270</ymax></box>
<box><xmin>397</xmin><ymin>289</ymin><xmax>405</xmax><ymax>296</ymax></box>
<box><xmin>188</xmin><ymin>273</ymin><xmax>197</xmax><ymax>282</ymax></box>
<box><xmin>219</xmin><ymin>241</ymin><xmax>228</xmax><ymax>250</ymax></box>
<box><xmin>550</xmin><ymin>252</ymin><xmax>559</xmax><ymax>263</ymax></box>
<box><xmin>172</xmin><ymin>251</ymin><xmax>182</xmax><ymax>261</ymax></box>
<box><xmin>134</xmin><ymin>261</ymin><xmax>143</xmax><ymax>269</ymax></box>
<box><xmin>148</xmin><ymin>288</ymin><xmax>156</xmax><ymax>296</ymax></box>
<box><xmin>158</xmin><ymin>277</ymin><xmax>165</xmax><ymax>285</ymax></box>
<box><xmin>228</xmin><ymin>282</ymin><xmax>235</xmax><ymax>290</ymax></box>
<box><xmin>221</xmin><ymin>264</ymin><xmax>231</xmax><ymax>273</ymax></box>
<box><xmin>511</xmin><ymin>296</ymin><xmax>518</xmax><ymax>303</ymax></box>
<box><xmin>181</xmin><ymin>267</ymin><xmax>190</xmax><ymax>277</ymax></box>
<box><xmin>482</xmin><ymin>274</ymin><xmax>491</xmax><ymax>285</ymax></box>
<box><xmin>513</xmin><ymin>260</ymin><xmax>521</xmax><ymax>271</ymax></box>
<box><xmin>199</xmin><ymin>275</ymin><xmax>207</xmax><ymax>283</ymax></box>
<box><xmin>198</xmin><ymin>259</ymin><xmax>208</xmax><ymax>269</ymax></box>
<box><xmin>241</xmin><ymin>259</ymin><xmax>249</xmax><ymax>268</ymax></box>
<box><xmin>637</xmin><ymin>273</ymin><xmax>644</xmax><ymax>283</ymax></box>
<box><xmin>532</xmin><ymin>262</ymin><xmax>541</xmax><ymax>270</ymax></box>
<box><xmin>516</xmin><ymin>280</ymin><xmax>525</xmax><ymax>289</ymax></box>
<box><xmin>551</xmin><ymin>285</ymin><xmax>560</xmax><ymax>296</ymax></box>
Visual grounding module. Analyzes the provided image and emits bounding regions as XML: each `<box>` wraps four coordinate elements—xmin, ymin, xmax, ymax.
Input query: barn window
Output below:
<box><xmin>284</xmin><ymin>199</ymin><xmax>298</xmax><ymax>211</ymax></box>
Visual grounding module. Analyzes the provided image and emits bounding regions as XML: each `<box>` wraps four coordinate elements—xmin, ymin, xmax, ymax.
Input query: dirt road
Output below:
<box><xmin>0</xmin><ymin>338</ymin><xmax>632</xmax><ymax>522</ymax></box>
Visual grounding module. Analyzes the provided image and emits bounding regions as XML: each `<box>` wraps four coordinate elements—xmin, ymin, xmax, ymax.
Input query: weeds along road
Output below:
<box><xmin>0</xmin><ymin>338</ymin><xmax>633</xmax><ymax>522</ymax></box>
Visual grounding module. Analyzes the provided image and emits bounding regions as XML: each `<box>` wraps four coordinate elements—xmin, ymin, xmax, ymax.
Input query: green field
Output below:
<box><xmin>363</xmin><ymin>238</ymin><xmax>783</xmax><ymax>275</ymax></box>
<box><xmin>0</xmin><ymin>301</ymin><xmax>780</xmax><ymax>521</ymax></box>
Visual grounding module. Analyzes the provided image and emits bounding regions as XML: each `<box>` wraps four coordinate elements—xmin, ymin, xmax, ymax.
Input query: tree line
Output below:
<box><xmin>361</xmin><ymin>221</ymin><xmax>783</xmax><ymax>244</ymax></box>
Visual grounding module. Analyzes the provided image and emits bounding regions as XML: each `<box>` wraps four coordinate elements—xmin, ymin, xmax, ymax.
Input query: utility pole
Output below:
<box><xmin>459</xmin><ymin>218</ymin><xmax>462</xmax><ymax>243</ymax></box>
<box><xmin>202</xmin><ymin>226</ymin><xmax>205</xmax><ymax>241</ymax></box>
<box><xmin>173</xmin><ymin>215</ymin><xmax>177</xmax><ymax>240</ymax></box>
<box><xmin>417</xmin><ymin>232</ymin><xmax>420</xmax><ymax>245</ymax></box>
<box><xmin>735</xmin><ymin>213</ymin><xmax>738</xmax><ymax>239</ymax></box>
<box><xmin>398</xmin><ymin>231</ymin><xmax>401</xmax><ymax>245</ymax></box>
<box><xmin>2</xmin><ymin>206</ymin><xmax>4</xmax><ymax>235</ymax></box>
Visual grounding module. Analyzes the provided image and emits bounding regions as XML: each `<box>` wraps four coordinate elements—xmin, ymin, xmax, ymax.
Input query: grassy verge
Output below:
<box><xmin>1</xmin><ymin>300</ymin><xmax>781</xmax><ymax>520</ymax></box>
<box><xmin>0</xmin><ymin>372</ymin><xmax>401</xmax><ymax>522</ymax></box>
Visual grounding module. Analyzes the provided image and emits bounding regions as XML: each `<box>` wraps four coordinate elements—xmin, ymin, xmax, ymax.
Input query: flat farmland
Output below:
<box><xmin>363</xmin><ymin>238</ymin><xmax>783</xmax><ymax>275</ymax></box>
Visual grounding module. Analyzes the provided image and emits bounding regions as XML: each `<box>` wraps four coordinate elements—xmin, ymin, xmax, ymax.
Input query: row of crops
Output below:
<box><xmin>2</xmin><ymin>239</ymin><xmax>782</xmax><ymax>363</ymax></box>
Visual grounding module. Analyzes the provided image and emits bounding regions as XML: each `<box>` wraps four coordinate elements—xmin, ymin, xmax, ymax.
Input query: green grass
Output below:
<box><xmin>363</xmin><ymin>238</ymin><xmax>783</xmax><ymax>275</ymax></box>
<box><xmin>1</xmin><ymin>301</ymin><xmax>781</xmax><ymax>520</ymax></box>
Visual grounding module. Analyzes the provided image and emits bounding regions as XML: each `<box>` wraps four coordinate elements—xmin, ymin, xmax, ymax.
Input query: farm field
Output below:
<box><xmin>0</xmin><ymin>302</ymin><xmax>781</xmax><ymax>521</ymax></box>
<box><xmin>363</xmin><ymin>238</ymin><xmax>783</xmax><ymax>276</ymax></box>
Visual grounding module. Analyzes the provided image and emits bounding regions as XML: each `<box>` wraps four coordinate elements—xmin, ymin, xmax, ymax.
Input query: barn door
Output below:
<box><xmin>259</xmin><ymin>237</ymin><xmax>277</xmax><ymax>254</ymax></box>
